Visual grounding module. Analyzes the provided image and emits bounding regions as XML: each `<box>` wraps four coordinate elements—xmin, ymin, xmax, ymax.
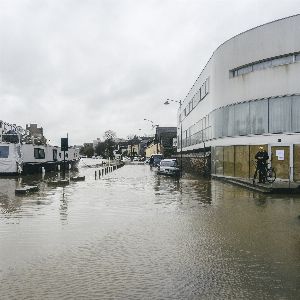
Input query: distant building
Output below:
<box><xmin>144</xmin><ymin>127</ymin><xmax>176</xmax><ymax>157</ymax></box>
<box><xmin>156</xmin><ymin>127</ymin><xmax>177</xmax><ymax>157</ymax></box>
<box><xmin>139</xmin><ymin>138</ymin><xmax>151</xmax><ymax>156</ymax></box>
<box><xmin>113</xmin><ymin>138</ymin><xmax>127</xmax><ymax>143</ymax></box>
<box><xmin>145</xmin><ymin>142</ymin><xmax>161</xmax><ymax>158</ymax></box>
<box><xmin>26</xmin><ymin>124</ymin><xmax>46</xmax><ymax>145</ymax></box>
<box><xmin>93</xmin><ymin>138</ymin><xmax>101</xmax><ymax>149</ymax></box>
<box><xmin>127</xmin><ymin>136</ymin><xmax>141</xmax><ymax>157</ymax></box>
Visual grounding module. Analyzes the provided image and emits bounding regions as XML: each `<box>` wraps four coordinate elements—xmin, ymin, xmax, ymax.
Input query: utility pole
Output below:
<box><xmin>164</xmin><ymin>99</ymin><xmax>183</xmax><ymax>177</ymax></box>
<box><xmin>61</xmin><ymin>134</ymin><xmax>68</xmax><ymax>179</ymax></box>
<box><xmin>144</xmin><ymin>118</ymin><xmax>159</xmax><ymax>154</ymax></box>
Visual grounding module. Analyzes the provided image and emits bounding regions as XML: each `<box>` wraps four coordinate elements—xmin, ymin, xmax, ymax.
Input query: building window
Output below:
<box><xmin>34</xmin><ymin>148</ymin><xmax>45</xmax><ymax>159</ymax></box>
<box><xmin>269</xmin><ymin>97</ymin><xmax>292</xmax><ymax>133</ymax></box>
<box><xmin>230</xmin><ymin>52</ymin><xmax>300</xmax><ymax>78</ymax></box>
<box><xmin>180</xmin><ymin>95</ymin><xmax>300</xmax><ymax>149</ymax></box>
<box><xmin>0</xmin><ymin>146</ymin><xmax>9</xmax><ymax>158</ymax></box>
<box><xmin>180</xmin><ymin>77</ymin><xmax>210</xmax><ymax>123</ymax></box>
<box><xmin>205</xmin><ymin>78</ymin><xmax>209</xmax><ymax>94</ymax></box>
<box><xmin>208</xmin><ymin>95</ymin><xmax>299</xmax><ymax>142</ymax></box>
<box><xmin>53</xmin><ymin>149</ymin><xmax>58</xmax><ymax>161</ymax></box>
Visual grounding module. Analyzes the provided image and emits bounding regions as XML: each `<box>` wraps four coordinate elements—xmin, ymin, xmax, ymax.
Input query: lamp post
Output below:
<box><xmin>164</xmin><ymin>99</ymin><xmax>183</xmax><ymax>177</ymax></box>
<box><xmin>143</xmin><ymin>118</ymin><xmax>159</xmax><ymax>154</ymax></box>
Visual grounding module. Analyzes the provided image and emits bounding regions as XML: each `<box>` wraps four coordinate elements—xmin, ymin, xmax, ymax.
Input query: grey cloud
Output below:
<box><xmin>1</xmin><ymin>0</ymin><xmax>299</xmax><ymax>145</ymax></box>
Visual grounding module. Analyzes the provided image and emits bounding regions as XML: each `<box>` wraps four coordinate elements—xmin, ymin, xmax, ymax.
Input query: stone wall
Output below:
<box><xmin>174</xmin><ymin>152</ymin><xmax>211</xmax><ymax>177</ymax></box>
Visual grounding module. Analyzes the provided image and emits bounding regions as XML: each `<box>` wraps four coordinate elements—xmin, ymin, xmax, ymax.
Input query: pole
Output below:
<box><xmin>177</xmin><ymin>100</ymin><xmax>183</xmax><ymax>177</ymax></box>
<box><xmin>156</xmin><ymin>134</ymin><xmax>159</xmax><ymax>154</ymax></box>
<box><xmin>180</xmin><ymin>120</ymin><xmax>183</xmax><ymax>177</ymax></box>
<box><xmin>163</xmin><ymin>98</ymin><xmax>182</xmax><ymax>176</ymax></box>
<box><xmin>63</xmin><ymin>150</ymin><xmax>66</xmax><ymax>179</ymax></box>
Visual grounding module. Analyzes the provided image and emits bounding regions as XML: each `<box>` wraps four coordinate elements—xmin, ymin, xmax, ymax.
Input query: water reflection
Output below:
<box><xmin>0</xmin><ymin>165</ymin><xmax>299</xmax><ymax>299</ymax></box>
<box><xmin>0</xmin><ymin>171</ymin><xmax>80</xmax><ymax>217</ymax></box>
<box><xmin>59</xmin><ymin>187</ymin><xmax>68</xmax><ymax>225</ymax></box>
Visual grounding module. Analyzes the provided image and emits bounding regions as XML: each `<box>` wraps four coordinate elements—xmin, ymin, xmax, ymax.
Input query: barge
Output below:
<box><xmin>0</xmin><ymin>121</ymin><xmax>80</xmax><ymax>175</ymax></box>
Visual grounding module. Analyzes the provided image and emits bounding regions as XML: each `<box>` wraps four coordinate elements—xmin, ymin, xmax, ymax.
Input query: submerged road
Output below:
<box><xmin>0</xmin><ymin>162</ymin><xmax>299</xmax><ymax>299</ymax></box>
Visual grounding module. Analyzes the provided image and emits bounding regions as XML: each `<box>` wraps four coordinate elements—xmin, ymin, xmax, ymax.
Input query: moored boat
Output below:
<box><xmin>0</xmin><ymin>120</ymin><xmax>80</xmax><ymax>175</ymax></box>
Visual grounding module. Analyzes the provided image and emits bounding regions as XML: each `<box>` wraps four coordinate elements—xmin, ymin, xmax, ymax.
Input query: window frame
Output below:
<box><xmin>34</xmin><ymin>148</ymin><xmax>45</xmax><ymax>159</ymax></box>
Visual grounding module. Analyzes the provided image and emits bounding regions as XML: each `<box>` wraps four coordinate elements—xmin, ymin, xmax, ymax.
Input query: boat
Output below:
<box><xmin>0</xmin><ymin>120</ymin><xmax>80</xmax><ymax>175</ymax></box>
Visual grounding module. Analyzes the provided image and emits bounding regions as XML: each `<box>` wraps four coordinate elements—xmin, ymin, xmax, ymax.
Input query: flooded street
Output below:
<box><xmin>0</xmin><ymin>162</ymin><xmax>299</xmax><ymax>299</ymax></box>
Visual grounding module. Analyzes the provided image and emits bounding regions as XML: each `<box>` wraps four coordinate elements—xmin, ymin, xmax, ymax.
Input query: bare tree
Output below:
<box><xmin>103</xmin><ymin>130</ymin><xmax>116</xmax><ymax>159</ymax></box>
<box><xmin>103</xmin><ymin>130</ymin><xmax>116</xmax><ymax>141</ymax></box>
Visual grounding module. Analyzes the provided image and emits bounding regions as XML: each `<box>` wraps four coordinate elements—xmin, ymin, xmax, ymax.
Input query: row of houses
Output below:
<box><xmin>82</xmin><ymin>127</ymin><xmax>177</xmax><ymax>159</ymax></box>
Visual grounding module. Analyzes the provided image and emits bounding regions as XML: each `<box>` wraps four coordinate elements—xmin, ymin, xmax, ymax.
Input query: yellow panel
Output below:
<box><xmin>214</xmin><ymin>146</ymin><xmax>224</xmax><ymax>175</ymax></box>
<box><xmin>211</xmin><ymin>147</ymin><xmax>216</xmax><ymax>174</ymax></box>
<box><xmin>294</xmin><ymin>145</ymin><xmax>300</xmax><ymax>181</ymax></box>
<box><xmin>271</xmin><ymin>146</ymin><xmax>290</xmax><ymax>180</ymax></box>
<box><xmin>234</xmin><ymin>145</ymin><xmax>250</xmax><ymax>178</ymax></box>
<box><xmin>224</xmin><ymin>146</ymin><xmax>234</xmax><ymax>176</ymax></box>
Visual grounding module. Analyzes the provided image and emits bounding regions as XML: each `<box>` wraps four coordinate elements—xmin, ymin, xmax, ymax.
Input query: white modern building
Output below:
<box><xmin>178</xmin><ymin>15</ymin><xmax>300</xmax><ymax>181</ymax></box>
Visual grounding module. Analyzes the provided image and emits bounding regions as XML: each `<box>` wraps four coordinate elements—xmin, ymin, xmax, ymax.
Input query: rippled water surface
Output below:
<box><xmin>0</xmin><ymin>162</ymin><xmax>299</xmax><ymax>299</ymax></box>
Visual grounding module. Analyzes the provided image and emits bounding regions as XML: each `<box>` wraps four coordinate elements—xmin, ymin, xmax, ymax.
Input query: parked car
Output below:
<box><xmin>157</xmin><ymin>159</ymin><xmax>180</xmax><ymax>177</ymax></box>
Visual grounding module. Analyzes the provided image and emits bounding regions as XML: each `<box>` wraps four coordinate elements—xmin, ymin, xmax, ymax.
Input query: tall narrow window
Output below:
<box><xmin>34</xmin><ymin>148</ymin><xmax>45</xmax><ymax>159</ymax></box>
<box><xmin>53</xmin><ymin>149</ymin><xmax>58</xmax><ymax>161</ymax></box>
<box><xmin>0</xmin><ymin>146</ymin><xmax>9</xmax><ymax>158</ymax></box>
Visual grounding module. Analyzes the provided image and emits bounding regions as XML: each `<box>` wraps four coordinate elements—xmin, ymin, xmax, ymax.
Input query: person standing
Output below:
<box><xmin>149</xmin><ymin>155</ymin><xmax>154</xmax><ymax>168</ymax></box>
<box><xmin>254</xmin><ymin>146</ymin><xmax>269</xmax><ymax>183</ymax></box>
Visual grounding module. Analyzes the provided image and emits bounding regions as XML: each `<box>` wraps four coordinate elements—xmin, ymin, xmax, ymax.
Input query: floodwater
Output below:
<box><xmin>0</xmin><ymin>161</ymin><xmax>299</xmax><ymax>299</ymax></box>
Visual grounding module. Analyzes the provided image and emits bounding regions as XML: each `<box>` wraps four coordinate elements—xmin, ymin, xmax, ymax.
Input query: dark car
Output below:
<box><xmin>150</xmin><ymin>154</ymin><xmax>163</xmax><ymax>167</ymax></box>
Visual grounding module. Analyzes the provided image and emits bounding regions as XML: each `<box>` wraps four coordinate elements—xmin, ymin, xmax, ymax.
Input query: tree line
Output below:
<box><xmin>79</xmin><ymin>130</ymin><xmax>117</xmax><ymax>159</ymax></box>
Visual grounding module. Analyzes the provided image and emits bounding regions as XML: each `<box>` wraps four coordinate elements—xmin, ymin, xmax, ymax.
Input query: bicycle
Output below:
<box><xmin>253</xmin><ymin>162</ymin><xmax>276</xmax><ymax>184</ymax></box>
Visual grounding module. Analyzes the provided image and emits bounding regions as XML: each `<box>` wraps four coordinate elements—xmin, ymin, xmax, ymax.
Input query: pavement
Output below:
<box><xmin>212</xmin><ymin>174</ymin><xmax>300</xmax><ymax>194</ymax></box>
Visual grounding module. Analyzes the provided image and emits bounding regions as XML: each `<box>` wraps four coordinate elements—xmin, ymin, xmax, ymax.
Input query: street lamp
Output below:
<box><xmin>164</xmin><ymin>98</ymin><xmax>183</xmax><ymax>177</ymax></box>
<box><xmin>143</xmin><ymin>118</ymin><xmax>159</xmax><ymax>154</ymax></box>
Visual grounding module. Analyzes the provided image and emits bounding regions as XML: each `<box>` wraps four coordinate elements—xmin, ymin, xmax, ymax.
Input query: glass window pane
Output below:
<box><xmin>0</xmin><ymin>146</ymin><xmax>9</xmax><ymax>158</ymax></box>
<box><xmin>237</xmin><ymin>65</ymin><xmax>252</xmax><ymax>76</ymax></box>
<box><xmin>34</xmin><ymin>148</ymin><xmax>39</xmax><ymax>158</ymax></box>
<box><xmin>234</xmin><ymin>102</ymin><xmax>250</xmax><ymax>135</ymax></box>
<box><xmin>269</xmin><ymin>97</ymin><xmax>292</xmax><ymax>133</ymax></box>
<box><xmin>253</xmin><ymin>60</ymin><xmax>272</xmax><ymax>71</ymax></box>
<box><xmin>250</xmin><ymin>99</ymin><xmax>268</xmax><ymax>134</ymax></box>
<box><xmin>292</xmin><ymin>95</ymin><xmax>300</xmax><ymax>132</ymax></box>
<box><xmin>271</xmin><ymin>56</ymin><xmax>293</xmax><ymax>67</ymax></box>
<box><xmin>201</xmin><ymin>83</ymin><xmax>205</xmax><ymax>99</ymax></box>
<box><xmin>222</xmin><ymin>106</ymin><xmax>235</xmax><ymax>136</ymax></box>
<box><xmin>205</xmin><ymin>78</ymin><xmax>209</xmax><ymax>94</ymax></box>
<box><xmin>212</xmin><ymin>109</ymin><xmax>223</xmax><ymax>138</ymax></box>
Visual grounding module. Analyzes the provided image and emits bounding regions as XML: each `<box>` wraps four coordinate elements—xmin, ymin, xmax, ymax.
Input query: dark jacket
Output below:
<box><xmin>255</xmin><ymin>150</ymin><xmax>269</xmax><ymax>166</ymax></box>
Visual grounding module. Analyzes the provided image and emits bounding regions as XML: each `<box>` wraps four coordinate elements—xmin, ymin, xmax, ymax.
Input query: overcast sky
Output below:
<box><xmin>1</xmin><ymin>0</ymin><xmax>299</xmax><ymax>145</ymax></box>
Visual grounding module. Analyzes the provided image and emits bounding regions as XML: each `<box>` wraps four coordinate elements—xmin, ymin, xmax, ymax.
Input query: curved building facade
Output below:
<box><xmin>178</xmin><ymin>15</ymin><xmax>300</xmax><ymax>181</ymax></box>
